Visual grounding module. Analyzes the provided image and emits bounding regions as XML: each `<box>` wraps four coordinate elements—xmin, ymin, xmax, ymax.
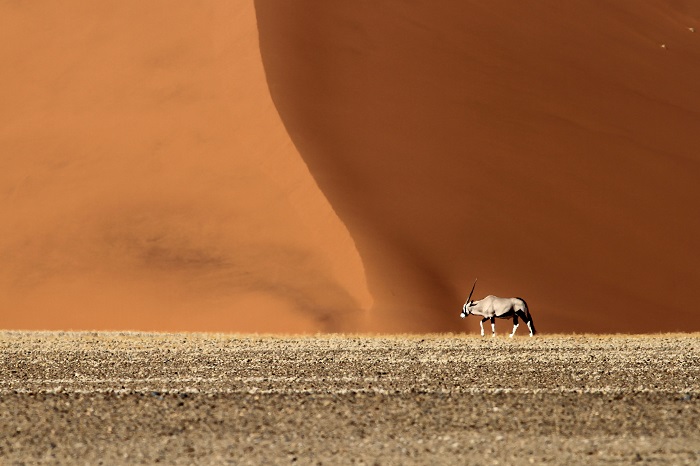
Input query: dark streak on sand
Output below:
<box><xmin>1</xmin><ymin>332</ymin><xmax>699</xmax><ymax>464</ymax></box>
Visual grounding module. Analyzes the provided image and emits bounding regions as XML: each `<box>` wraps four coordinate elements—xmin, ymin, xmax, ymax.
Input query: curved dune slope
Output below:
<box><xmin>0</xmin><ymin>1</ymin><xmax>371</xmax><ymax>332</ymax></box>
<box><xmin>255</xmin><ymin>0</ymin><xmax>700</xmax><ymax>332</ymax></box>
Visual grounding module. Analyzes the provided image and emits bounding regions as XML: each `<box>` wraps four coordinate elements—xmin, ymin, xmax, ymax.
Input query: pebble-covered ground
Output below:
<box><xmin>1</xmin><ymin>332</ymin><xmax>698</xmax><ymax>464</ymax></box>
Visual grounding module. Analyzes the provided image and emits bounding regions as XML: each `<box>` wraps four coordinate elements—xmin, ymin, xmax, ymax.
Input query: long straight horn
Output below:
<box><xmin>466</xmin><ymin>278</ymin><xmax>477</xmax><ymax>303</ymax></box>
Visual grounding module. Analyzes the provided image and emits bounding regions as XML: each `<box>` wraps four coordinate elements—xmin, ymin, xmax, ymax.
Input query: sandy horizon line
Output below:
<box><xmin>2</xmin><ymin>330</ymin><xmax>698</xmax><ymax>339</ymax></box>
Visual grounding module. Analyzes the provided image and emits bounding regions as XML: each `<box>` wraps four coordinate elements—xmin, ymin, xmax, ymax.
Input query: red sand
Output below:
<box><xmin>0</xmin><ymin>1</ymin><xmax>371</xmax><ymax>333</ymax></box>
<box><xmin>2</xmin><ymin>1</ymin><xmax>699</xmax><ymax>333</ymax></box>
<box><xmin>255</xmin><ymin>0</ymin><xmax>700</xmax><ymax>333</ymax></box>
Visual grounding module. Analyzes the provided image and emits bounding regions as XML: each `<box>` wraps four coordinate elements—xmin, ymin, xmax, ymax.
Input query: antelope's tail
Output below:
<box><xmin>517</xmin><ymin>297</ymin><xmax>536</xmax><ymax>335</ymax></box>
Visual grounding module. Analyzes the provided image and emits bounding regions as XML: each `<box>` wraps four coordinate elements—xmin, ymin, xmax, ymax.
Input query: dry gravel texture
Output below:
<box><xmin>1</xmin><ymin>332</ymin><xmax>699</xmax><ymax>465</ymax></box>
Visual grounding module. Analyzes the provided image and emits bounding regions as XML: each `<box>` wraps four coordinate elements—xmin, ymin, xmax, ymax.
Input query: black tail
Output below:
<box><xmin>516</xmin><ymin>297</ymin><xmax>536</xmax><ymax>335</ymax></box>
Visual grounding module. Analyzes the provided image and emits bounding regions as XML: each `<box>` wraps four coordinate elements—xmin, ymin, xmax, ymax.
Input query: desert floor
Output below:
<box><xmin>1</xmin><ymin>332</ymin><xmax>698</xmax><ymax>464</ymax></box>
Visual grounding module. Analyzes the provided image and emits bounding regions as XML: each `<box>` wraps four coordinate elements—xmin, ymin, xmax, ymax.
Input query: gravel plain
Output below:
<box><xmin>1</xmin><ymin>332</ymin><xmax>699</xmax><ymax>464</ymax></box>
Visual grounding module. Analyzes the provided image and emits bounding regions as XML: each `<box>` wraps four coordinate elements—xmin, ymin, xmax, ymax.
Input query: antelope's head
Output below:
<box><xmin>459</xmin><ymin>278</ymin><xmax>477</xmax><ymax>318</ymax></box>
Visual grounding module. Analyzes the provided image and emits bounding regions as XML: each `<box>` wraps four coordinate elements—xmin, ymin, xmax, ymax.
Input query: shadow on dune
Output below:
<box><xmin>255</xmin><ymin>0</ymin><xmax>700</xmax><ymax>332</ymax></box>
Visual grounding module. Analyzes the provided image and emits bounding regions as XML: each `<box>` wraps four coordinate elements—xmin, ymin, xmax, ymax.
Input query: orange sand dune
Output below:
<box><xmin>255</xmin><ymin>0</ymin><xmax>700</xmax><ymax>332</ymax></box>
<box><xmin>0</xmin><ymin>1</ymin><xmax>371</xmax><ymax>332</ymax></box>
<box><xmin>2</xmin><ymin>1</ymin><xmax>699</xmax><ymax>334</ymax></box>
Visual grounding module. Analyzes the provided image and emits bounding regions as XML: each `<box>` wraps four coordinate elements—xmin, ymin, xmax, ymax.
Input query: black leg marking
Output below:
<box><xmin>490</xmin><ymin>317</ymin><xmax>495</xmax><ymax>324</ymax></box>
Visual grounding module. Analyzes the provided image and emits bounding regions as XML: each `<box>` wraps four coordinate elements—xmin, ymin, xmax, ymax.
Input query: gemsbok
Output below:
<box><xmin>459</xmin><ymin>279</ymin><xmax>536</xmax><ymax>337</ymax></box>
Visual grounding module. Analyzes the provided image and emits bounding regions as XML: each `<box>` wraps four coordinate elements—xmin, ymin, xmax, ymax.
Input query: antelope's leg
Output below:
<box><xmin>515</xmin><ymin>310</ymin><xmax>533</xmax><ymax>337</ymax></box>
<box><xmin>480</xmin><ymin>317</ymin><xmax>488</xmax><ymax>337</ymax></box>
<box><xmin>490</xmin><ymin>317</ymin><xmax>496</xmax><ymax>337</ymax></box>
<box><xmin>510</xmin><ymin>315</ymin><xmax>519</xmax><ymax>338</ymax></box>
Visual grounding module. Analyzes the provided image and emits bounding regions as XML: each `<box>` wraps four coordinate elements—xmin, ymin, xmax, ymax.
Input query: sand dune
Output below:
<box><xmin>1</xmin><ymin>1</ymin><xmax>699</xmax><ymax>333</ymax></box>
<box><xmin>255</xmin><ymin>0</ymin><xmax>700</xmax><ymax>332</ymax></box>
<box><xmin>0</xmin><ymin>1</ymin><xmax>370</xmax><ymax>332</ymax></box>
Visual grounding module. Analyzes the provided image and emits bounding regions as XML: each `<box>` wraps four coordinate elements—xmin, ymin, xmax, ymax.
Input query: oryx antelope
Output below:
<box><xmin>459</xmin><ymin>279</ymin><xmax>536</xmax><ymax>337</ymax></box>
